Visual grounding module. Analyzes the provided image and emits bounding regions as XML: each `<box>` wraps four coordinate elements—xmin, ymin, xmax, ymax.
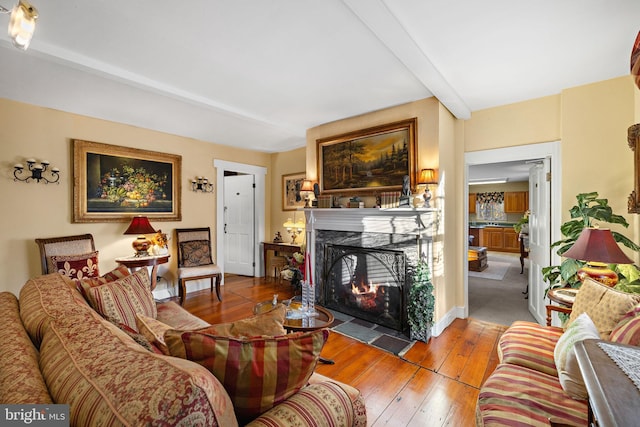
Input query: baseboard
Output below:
<box><xmin>432</xmin><ymin>306</ymin><xmax>465</xmax><ymax>337</ymax></box>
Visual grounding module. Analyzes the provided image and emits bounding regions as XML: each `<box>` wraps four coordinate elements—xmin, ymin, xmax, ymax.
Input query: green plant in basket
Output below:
<box><xmin>407</xmin><ymin>259</ymin><xmax>435</xmax><ymax>342</ymax></box>
<box><xmin>542</xmin><ymin>192</ymin><xmax>640</xmax><ymax>291</ymax></box>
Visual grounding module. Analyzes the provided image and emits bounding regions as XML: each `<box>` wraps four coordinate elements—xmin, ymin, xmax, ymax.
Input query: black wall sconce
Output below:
<box><xmin>14</xmin><ymin>158</ymin><xmax>60</xmax><ymax>184</ymax></box>
<box><xmin>191</xmin><ymin>176</ymin><xmax>214</xmax><ymax>193</ymax></box>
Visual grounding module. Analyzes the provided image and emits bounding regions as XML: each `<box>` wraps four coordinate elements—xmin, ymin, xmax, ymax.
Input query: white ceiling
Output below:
<box><xmin>0</xmin><ymin>0</ymin><xmax>638</xmax><ymax>153</ymax></box>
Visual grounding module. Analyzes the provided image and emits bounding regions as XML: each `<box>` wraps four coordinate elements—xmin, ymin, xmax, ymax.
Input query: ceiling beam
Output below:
<box><xmin>342</xmin><ymin>0</ymin><xmax>471</xmax><ymax>119</ymax></box>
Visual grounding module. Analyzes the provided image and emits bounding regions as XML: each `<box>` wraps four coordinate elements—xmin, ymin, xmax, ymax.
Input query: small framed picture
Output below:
<box><xmin>282</xmin><ymin>172</ymin><xmax>306</xmax><ymax>211</ymax></box>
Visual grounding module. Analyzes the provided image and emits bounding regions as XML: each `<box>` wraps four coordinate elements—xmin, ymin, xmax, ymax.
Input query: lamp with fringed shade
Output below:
<box><xmin>124</xmin><ymin>216</ymin><xmax>156</xmax><ymax>257</ymax></box>
<box><xmin>562</xmin><ymin>227</ymin><xmax>633</xmax><ymax>287</ymax></box>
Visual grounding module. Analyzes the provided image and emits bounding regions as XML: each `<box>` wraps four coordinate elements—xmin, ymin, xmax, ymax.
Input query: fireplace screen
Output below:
<box><xmin>323</xmin><ymin>244</ymin><xmax>407</xmax><ymax>331</ymax></box>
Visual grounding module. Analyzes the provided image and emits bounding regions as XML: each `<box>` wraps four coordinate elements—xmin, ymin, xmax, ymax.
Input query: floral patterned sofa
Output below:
<box><xmin>476</xmin><ymin>278</ymin><xmax>640</xmax><ymax>427</ymax></box>
<box><xmin>0</xmin><ymin>271</ymin><xmax>366</xmax><ymax>426</ymax></box>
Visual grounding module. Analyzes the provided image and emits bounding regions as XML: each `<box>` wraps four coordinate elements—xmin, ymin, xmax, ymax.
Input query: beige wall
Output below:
<box><xmin>269</xmin><ymin>147</ymin><xmax>307</xmax><ymax>244</ymax></box>
<box><xmin>0</xmin><ymin>99</ymin><xmax>271</xmax><ymax>296</ymax></box>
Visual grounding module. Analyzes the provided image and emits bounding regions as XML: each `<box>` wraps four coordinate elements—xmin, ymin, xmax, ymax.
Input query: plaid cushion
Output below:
<box><xmin>609</xmin><ymin>304</ymin><xmax>640</xmax><ymax>345</ymax></box>
<box><xmin>84</xmin><ymin>268</ymin><xmax>157</xmax><ymax>332</ymax></box>
<box><xmin>77</xmin><ymin>265</ymin><xmax>130</xmax><ymax>299</ymax></box>
<box><xmin>497</xmin><ymin>321</ymin><xmax>563</xmax><ymax>377</ymax></box>
<box><xmin>180</xmin><ymin>240</ymin><xmax>213</xmax><ymax>267</ymax></box>
<box><xmin>51</xmin><ymin>251</ymin><xmax>99</xmax><ymax>281</ymax></box>
<box><xmin>477</xmin><ymin>363</ymin><xmax>587</xmax><ymax>427</ymax></box>
<box><xmin>165</xmin><ymin>327</ymin><xmax>329</xmax><ymax>424</ymax></box>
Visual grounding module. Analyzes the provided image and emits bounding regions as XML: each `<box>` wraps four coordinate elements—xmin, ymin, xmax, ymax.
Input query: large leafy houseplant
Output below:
<box><xmin>542</xmin><ymin>192</ymin><xmax>640</xmax><ymax>290</ymax></box>
<box><xmin>407</xmin><ymin>259</ymin><xmax>435</xmax><ymax>342</ymax></box>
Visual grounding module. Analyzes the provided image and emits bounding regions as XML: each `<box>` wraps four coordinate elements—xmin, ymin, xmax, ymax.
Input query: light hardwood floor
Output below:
<box><xmin>179</xmin><ymin>274</ymin><xmax>507</xmax><ymax>427</ymax></box>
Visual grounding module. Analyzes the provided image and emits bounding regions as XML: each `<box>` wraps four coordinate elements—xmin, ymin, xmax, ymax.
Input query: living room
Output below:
<box><xmin>1</xmin><ymin>2</ymin><xmax>639</xmax><ymax>425</ymax></box>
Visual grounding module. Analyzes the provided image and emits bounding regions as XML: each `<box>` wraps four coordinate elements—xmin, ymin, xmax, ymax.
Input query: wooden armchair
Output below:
<box><xmin>35</xmin><ymin>234</ymin><xmax>96</xmax><ymax>275</ymax></box>
<box><xmin>175</xmin><ymin>227</ymin><xmax>222</xmax><ymax>305</ymax></box>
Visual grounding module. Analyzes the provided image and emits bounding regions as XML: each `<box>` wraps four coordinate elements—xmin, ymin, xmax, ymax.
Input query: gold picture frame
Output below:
<box><xmin>628</xmin><ymin>123</ymin><xmax>640</xmax><ymax>214</ymax></box>
<box><xmin>282</xmin><ymin>172</ymin><xmax>306</xmax><ymax>211</ymax></box>
<box><xmin>73</xmin><ymin>139</ymin><xmax>182</xmax><ymax>222</ymax></box>
<box><xmin>316</xmin><ymin>118</ymin><xmax>417</xmax><ymax>194</ymax></box>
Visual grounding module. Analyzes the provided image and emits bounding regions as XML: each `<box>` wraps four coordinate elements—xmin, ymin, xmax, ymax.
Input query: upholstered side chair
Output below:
<box><xmin>35</xmin><ymin>234</ymin><xmax>96</xmax><ymax>274</ymax></box>
<box><xmin>175</xmin><ymin>227</ymin><xmax>222</xmax><ymax>305</ymax></box>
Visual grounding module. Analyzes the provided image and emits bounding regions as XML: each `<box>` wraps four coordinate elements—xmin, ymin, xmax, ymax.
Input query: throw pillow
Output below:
<box><xmin>554</xmin><ymin>312</ymin><xmax>600</xmax><ymax>399</ymax></box>
<box><xmin>165</xmin><ymin>327</ymin><xmax>329</xmax><ymax>424</ymax></box>
<box><xmin>146</xmin><ymin>304</ymin><xmax>287</xmax><ymax>356</ymax></box>
<box><xmin>84</xmin><ymin>268</ymin><xmax>157</xmax><ymax>332</ymax></box>
<box><xmin>77</xmin><ymin>265</ymin><xmax>131</xmax><ymax>299</ymax></box>
<box><xmin>50</xmin><ymin>251</ymin><xmax>100</xmax><ymax>281</ymax></box>
<box><xmin>567</xmin><ymin>277</ymin><xmax>640</xmax><ymax>339</ymax></box>
<box><xmin>180</xmin><ymin>240</ymin><xmax>213</xmax><ymax>267</ymax></box>
<box><xmin>609</xmin><ymin>304</ymin><xmax>640</xmax><ymax>346</ymax></box>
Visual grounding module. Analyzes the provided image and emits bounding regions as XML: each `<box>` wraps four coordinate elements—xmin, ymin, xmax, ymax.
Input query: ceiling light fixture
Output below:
<box><xmin>469</xmin><ymin>178</ymin><xmax>509</xmax><ymax>185</ymax></box>
<box><xmin>0</xmin><ymin>0</ymin><xmax>38</xmax><ymax>50</ymax></box>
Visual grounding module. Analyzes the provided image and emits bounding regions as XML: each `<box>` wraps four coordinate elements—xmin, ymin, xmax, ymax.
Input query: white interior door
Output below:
<box><xmin>223</xmin><ymin>174</ymin><xmax>255</xmax><ymax>275</ymax></box>
<box><xmin>527</xmin><ymin>158</ymin><xmax>551</xmax><ymax>324</ymax></box>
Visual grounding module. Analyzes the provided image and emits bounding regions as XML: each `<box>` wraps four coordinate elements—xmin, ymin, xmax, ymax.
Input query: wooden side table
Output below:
<box><xmin>115</xmin><ymin>254</ymin><xmax>170</xmax><ymax>290</ymax></box>
<box><xmin>545</xmin><ymin>287</ymin><xmax>577</xmax><ymax>326</ymax></box>
<box><xmin>262</xmin><ymin>242</ymin><xmax>301</xmax><ymax>278</ymax></box>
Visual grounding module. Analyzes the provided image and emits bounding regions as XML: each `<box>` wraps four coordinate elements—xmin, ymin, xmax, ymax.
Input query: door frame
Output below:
<box><xmin>463</xmin><ymin>141</ymin><xmax>562</xmax><ymax>319</ymax></box>
<box><xmin>214</xmin><ymin>160</ymin><xmax>267</xmax><ymax>284</ymax></box>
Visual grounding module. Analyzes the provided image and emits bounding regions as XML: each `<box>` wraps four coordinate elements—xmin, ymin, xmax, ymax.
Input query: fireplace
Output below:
<box><xmin>324</xmin><ymin>244</ymin><xmax>407</xmax><ymax>331</ymax></box>
<box><xmin>304</xmin><ymin>208</ymin><xmax>438</xmax><ymax>335</ymax></box>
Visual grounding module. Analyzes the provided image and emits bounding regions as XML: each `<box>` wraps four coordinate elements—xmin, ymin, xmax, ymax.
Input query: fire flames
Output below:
<box><xmin>350</xmin><ymin>280</ymin><xmax>385</xmax><ymax>311</ymax></box>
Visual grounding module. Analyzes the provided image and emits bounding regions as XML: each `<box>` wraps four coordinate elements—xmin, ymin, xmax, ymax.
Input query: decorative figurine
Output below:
<box><xmin>273</xmin><ymin>231</ymin><xmax>283</xmax><ymax>243</ymax></box>
<box><xmin>399</xmin><ymin>175</ymin><xmax>411</xmax><ymax>206</ymax></box>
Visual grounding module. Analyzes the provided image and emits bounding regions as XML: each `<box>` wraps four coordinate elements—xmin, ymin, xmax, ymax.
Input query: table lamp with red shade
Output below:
<box><xmin>124</xmin><ymin>216</ymin><xmax>156</xmax><ymax>257</ymax></box>
<box><xmin>562</xmin><ymin>227</ymin><xmax>634</xmax><ymax>287</ymax></box>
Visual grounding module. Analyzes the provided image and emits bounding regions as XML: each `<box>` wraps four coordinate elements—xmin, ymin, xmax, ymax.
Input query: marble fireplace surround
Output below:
<box><xmin>303</xmin><ymin>208</ymin><xmax>438</xmax><ymax>321</ymax></box>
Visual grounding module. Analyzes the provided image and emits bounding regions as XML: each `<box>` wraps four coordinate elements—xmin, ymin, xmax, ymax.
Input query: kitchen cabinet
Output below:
<box><xmin>482</xmin><ymin>227</ymin><xmax>504</xmax><ymax>249</ymax></box>
<box><xmin>468</xmin><ymin>227</ymin><xmax>480</xmax><ymax>246</ymax></box>
<box><xmin>503</xmin><ymin>228</ymin><xmax>520</xmax><ymax>252</ymax></box>
<box><xmin>505</xmin><ymin>191</ymin><xmax>528</xmax><ymax>213</ymax></box>
<box><xmin>480</xmin><ymin>227</ymin><xmax>520</xmax><ymax>253</ymax></box>
<box><xmin>469</xmin><ymin>193</ymin><xmax>476</xmax><ymax>213</ymax></box>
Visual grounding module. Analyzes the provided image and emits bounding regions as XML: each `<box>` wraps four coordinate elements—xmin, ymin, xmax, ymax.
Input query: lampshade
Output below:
<box><xmin>563</xmin><ymin>228</ymin><xmax>633</xmax><ymax>265</ymax></box>
<box><xmin>124</xmin><ymin>216</ymin><xmax>156</xmax><ymax>235</ymax></box>
<box><xmin>418</xmin><ymin>169</ymin><xmax>438</xmax><ymax>185</ymax></box>
<box><xmin>562</xmin><ymin>227</ymin><xmax>633</xmax><ymax>287</ymax></box>
<box><xmin>7</xmin><ymin>0</ymin><xmax>38</xmax><ymax>50</ymax></box>
<box><xmin>300</xmin><ymin>180</ymin><xmax>314</xmax><ymax>192</ymax></box>
<box><xmin>124</xmin><ymin>216</ymin><xmax>156</xmax><ymax>257</ymax></box>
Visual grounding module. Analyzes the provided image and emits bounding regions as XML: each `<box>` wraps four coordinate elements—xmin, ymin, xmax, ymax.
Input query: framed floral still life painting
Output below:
<box><xmin>73</xmin><ymin>139</ymin><xmax>182</xmax><ymax>222</ymax></box>
<box><xmin>282</xmin><ymin>172</ymin><xmax>306</xmax><ymax>211</ymax></box>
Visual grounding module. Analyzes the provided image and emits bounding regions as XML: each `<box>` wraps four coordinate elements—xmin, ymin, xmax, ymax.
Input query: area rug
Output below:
<box><xmin>468</xmin><ymin>261</ymin><xmax>510</xmax><ymax>280</ymax></box>
<box><xmin>328</xmin><ymin>310</ymin><xmax>416</xmax><ymax>357</ymax></box>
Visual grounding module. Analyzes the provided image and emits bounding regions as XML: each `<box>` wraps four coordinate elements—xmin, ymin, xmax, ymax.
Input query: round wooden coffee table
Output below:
<box><xmin>254</xmin><ymin>300</ymin><xmax>334</xmax><ymax>332</ymax></box>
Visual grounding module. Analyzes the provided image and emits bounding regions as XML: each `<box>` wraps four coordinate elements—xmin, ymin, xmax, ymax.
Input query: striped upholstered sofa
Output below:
<box><xmin>0</xmin><ymin>272</ymin><xmax>366</xmax><ymax>426</ymax></box>
<box><xmin>477</xmin><ymin>278</ymin><xmax>640</xmax><ymax>427</ymax></box>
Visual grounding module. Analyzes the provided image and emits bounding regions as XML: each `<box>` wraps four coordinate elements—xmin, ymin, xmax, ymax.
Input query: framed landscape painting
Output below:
<box><xmin>282</xmin><ymin>172</ymin><xmax>306</xmax><ymax>211</ymax></box>
<box><xmin>317</xmin><ymin>118</ymin><xmax>417</xmax><ymax>194</ymax></box>
<box><xmin>73</xmin><ymin>139</ymin><xmax>182</xmax><ymax>222</ymax></box>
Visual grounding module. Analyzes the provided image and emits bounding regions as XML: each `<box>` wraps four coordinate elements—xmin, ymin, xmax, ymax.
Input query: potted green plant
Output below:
<box><xmin>513</xmin><ymin>210</ymin><xmax>530</xmax><ymax>234</ymax></box>
<box><xmin>542</xmin><ymin>192</ymin><xmax>640</xmax><ymax>290</ymax></box>
<box><xmin>407</xmin><ymin>259</ymin><xmax>435</xmax><ymax>342</ymax></box>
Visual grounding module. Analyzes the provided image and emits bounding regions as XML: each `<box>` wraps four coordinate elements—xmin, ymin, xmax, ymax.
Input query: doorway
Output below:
<box><xmin>464</xmin><ymin>142</ymin><xmax>562</xmax><ymax>325</ymax></box>
<box><xmin>214</xmin><ymin>160</ymin><xmax>267</xmax><ymax>283</ymax></box>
